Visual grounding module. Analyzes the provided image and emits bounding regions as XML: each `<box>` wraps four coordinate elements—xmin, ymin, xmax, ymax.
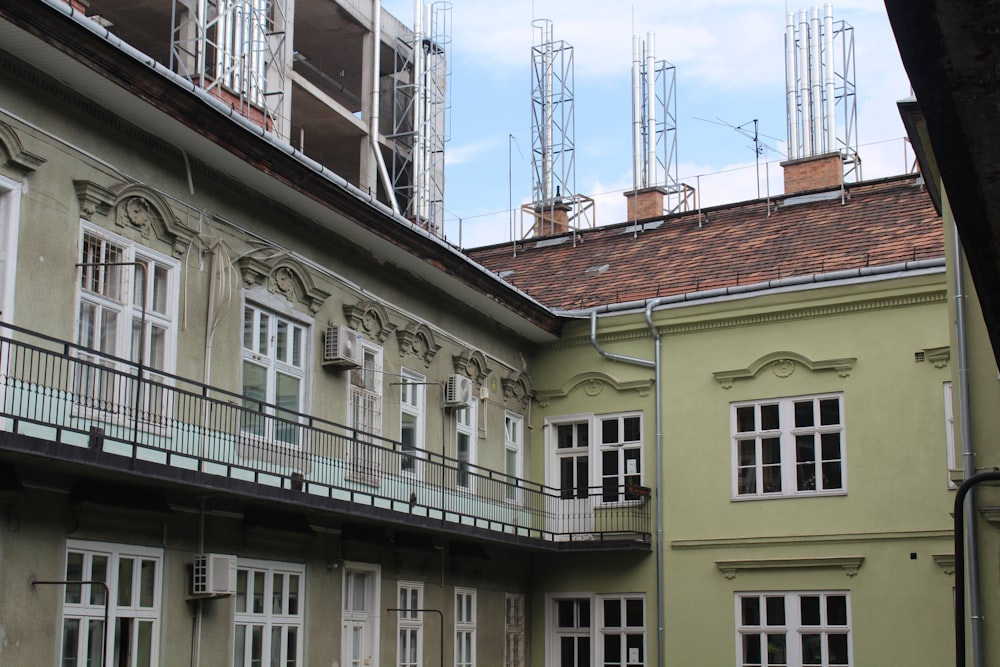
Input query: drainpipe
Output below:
<box><xmin>952</xmin><ymin>219</ymin><xmax>983</xmax><ymax>667</ymax></box>
<box><xmin>588</xmin><ymin>312</ymin><xmax>664</xmax><ymax>666</ymax></box>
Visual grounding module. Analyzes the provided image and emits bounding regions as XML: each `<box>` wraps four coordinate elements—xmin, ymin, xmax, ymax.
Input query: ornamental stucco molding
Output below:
<box><xmin>108</xmin><ymin>184</ymin><xmax>196</xmax><ymax>257</ymax></box>
<box><xmin>239</xmin><ymin>255</ymin><xmax>331</xmax><ymax>314</ymax></box>
<box><xmin>501</xmin><ymin>370</ymin><xmax>534</xmax><ymax>410</ymax></box>
<box><xmin>715</xmin><ymin>556</ymin><xmax>865</xmax><ymax>580</ymax></box>
<box><xmin>0</xmin><ymin>120</ymin><xmax>46</xmax><ymax>178</ymax></box>
<box><xmin>932</xmin><ymin>553</ymin><xmax>955</xmax><ymax>575</ymax></box>
<box><xmin>343</xmin><ymin>299</ymin><xmax>397</xmax><ymax>344</ymax></box>
<box><xmin>923</xmin><ymin>346</ymin><xmax>951</xmax><ymax>368</ymax></box>
<box><xmin>396</xmin><ymin>322</ymin><xmax>441</xmax><ymax>368</ymax></box>
<box><xmin>713</xmin><ymin>351</ymin><xmax>856</xmax><ymax>389</ymax></box>
<box><xmin>453</xmin><ymin>350</ymin><xmax>490</xmax><ymax>387</ymax></box>
<box><xmin>534</xmin><ymin>371</ymin><xmax>653</xmax><ymax>408</ymax></box>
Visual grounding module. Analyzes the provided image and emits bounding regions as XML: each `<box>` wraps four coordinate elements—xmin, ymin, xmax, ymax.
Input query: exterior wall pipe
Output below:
<box><xmin>952</xmin><ymin>219</ymin><xmax>984</xmax><ymax>667</ymax></box>
<box><xmin>953</xmin><ymin>472</ymin><xmax>1000</xmax><ymax>667</ymax></box>
<box><xmin>631</xmin><ymin>34</ymin><xmax>643</xmax><ymax>190</ymax></box>
<box><xmin>588</xmin><ymin>311</ymin><xmax>662</xmax><ymax>666</ymax></box>
<box><xmin>784</xmin><ymin>12</ymin><xmax>799</xmax><ymax>160</ymax></box>
<box><xmin>797</xmin><ymin>9</ymin><xmax>812</xmax><ymax>155</ymax></box>
<box><xmin>371</xmin><ymin>0</ymin><xmax>401</xmax><ymax>216</ymax></box>
<box><xmin>822</xmin><ymin>3</ymin><xmax>836</xmax><ymax>153</ymax></box>
<box><xmin>412</xmin><ymin>0</ymin><xmax>424</xmax><ymax>220</ymax></box>
<box><xmin>810</xmin><ymin>7</ymin><xmax>824</xmax><ymax>152</ymax></box>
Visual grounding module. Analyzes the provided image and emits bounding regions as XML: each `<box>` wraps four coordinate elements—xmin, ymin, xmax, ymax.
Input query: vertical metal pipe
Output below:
<box><xmin>822</xmin><ymin>3</ymin><xmax>836</xmax><ymax>153</ymax></box>
<box><xmin>645</xmin><ymin>32</ymin><xmax>657</xmax><ymax>188</ymax></box>
<box><xmin>542</xmin><ymin>23</ymin><xmax>554</xmax><ymax>202</ymax></box>
<box><xmin>631</xmin><ymin>34</ymin><xmax>643</xmax><ymax>190</ymax></box>
<box><xmin>411</xmin><ymin>0</ymin><xmax>424</xmax><ymax>220</ymax></box>
<box><xmin>797</xmin><ymin>9</ymin><xmax>812</xmax><ymax>155</ymax></box>
<box><xmin>371</xmin><ymin>0</ymin><xmax>400</xmax><ymax>216</ymax></box>
<box><xmin>809</xmin><ymin>7</ymin><xmax>823</xmax><ymax>153</ymax></box>
<box><xmin>784</xmin><ymin>12</ymin><xmax>799</xmax><ymax>160</ymax></box>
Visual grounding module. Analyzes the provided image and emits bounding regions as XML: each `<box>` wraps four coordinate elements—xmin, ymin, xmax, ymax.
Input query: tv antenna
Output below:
<box><xmin>694</xmin><ymin>117</ymin><xmax>784</xmax><ymax>199</ymax></box>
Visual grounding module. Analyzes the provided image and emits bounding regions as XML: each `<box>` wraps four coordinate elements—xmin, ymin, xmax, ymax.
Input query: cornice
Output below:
<box><xmin>535</xmin><ymin>371</ymin><xmax>653</xmax><ymax>407</ymax></box>
<box><xmin>672</xmin><ymin>528</ymin><xmax>953</xmax><ymax>550</ymax></box>
<box><xmin>546</xmin><ymin>290</ymin><xmax>948</xmax><ymax>351</ymax></box>
<box><xmin>713</xmin><ymin>351</ymin><xmax>856</xmax><ymax>389</ymax></box>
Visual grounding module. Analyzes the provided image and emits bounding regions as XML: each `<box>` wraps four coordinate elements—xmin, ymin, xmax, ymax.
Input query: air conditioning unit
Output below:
<box><xmin>323</xmin><ymin>325</ymin><xmax>361</xmax><ymax>368</ymax></box>
<box><xmin>443</xmin><ymin>374</ymin><xmax>473</xmax><ymax>408</ymax></box>
<box><xmin>192</xmin><ymin>553</ymin><xmax>238</xmax><ymax>596</ymax></box>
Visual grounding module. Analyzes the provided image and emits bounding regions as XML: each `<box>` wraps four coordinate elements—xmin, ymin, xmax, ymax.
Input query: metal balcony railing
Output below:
<box><xmin>0</xmin><ymin>323</ymin><xmax>650</xmax><ymax>547</ymax></box>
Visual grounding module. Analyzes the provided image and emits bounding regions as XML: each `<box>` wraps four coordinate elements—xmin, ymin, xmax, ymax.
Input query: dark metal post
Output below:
<box><xmin>953</xmin><ymin>470</ymin><xmax>1000</xmax><ymax>667</ymax></box>
<box><xmin>387</xmin><ymin>607</ymin><xmax>444</xmax><ymax>667</ymax></box>
<box><xmin>32</xmin><ymin>578</ymin><xmax>110</xmax><ymax>667</ymax></box>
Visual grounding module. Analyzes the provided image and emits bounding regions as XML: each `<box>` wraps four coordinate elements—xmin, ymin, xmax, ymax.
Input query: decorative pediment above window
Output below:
<box><xmin>501</xmin><ymin>370</ymin><xmax>534</xmax><ymax>409</ymax></box>
<box><xmin>396</xmin><ymin>323</ymin><xmax>441</xmax><ymax>367</ymax></box>
<box><xmin>343</xmin><ymin>299</ymin><xmax>397</xmax><ymax>344</ymax></box>
<box><xmin>453</xmin><ymin>350</ymin><xmax>490</xmax><ymax>387</ymax></box>
<box><xmin>104</xmin><ymin>184</ymin><xmax>196</xmax><ymax>257</ymax></box>
<box><xmin>0</xmin><ymin>121</ymin><xmax>45</xmax><ymax>178</ymax></box>
<box><xmin>534</xmin><ymin>371</ymin><xmax>652</xmax><ymax>408</ymax></box>
<box><xmin>239</xmin><ymin>256</ymin><xmax>331</xmax><ymax>314</ymax></box>
<box><xmin>74</xmin><ymin>180</ymin><xmax>116</xmax><ymax>220</ymax></box>
<box><xmin>715</xmin><ymin>556</ymin><xmax>865</xmax><ymax>579</ymax></box>
<box><xmin>713</xmin><ymin>351</ymin><xmax>856</xmax><ymax>389</ymax></box>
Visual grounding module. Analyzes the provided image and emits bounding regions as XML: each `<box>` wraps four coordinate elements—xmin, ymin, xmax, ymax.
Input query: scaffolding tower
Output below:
<box><xmin>522</xmin><ymin>19</ymin><xmax>594</xmax><ymax>239</ymax></box>
<box><xmin>784</xmin><ymin>3</ymin><xmax>859</xmax><ymax>181</ymax></box>
<box><xmin>392</xmin><ymin>2</ymin><xmax>451</xmax><ymax>236</ymax></box>
<box><xmin>170</xmin><ymin>0</ymin><xmax>289</xmax><ymax>137</ymax></box>
<box><xmin>631</xmin><ymin>33</ymin><xmax>694</xmax><ymax>215</ymax></box>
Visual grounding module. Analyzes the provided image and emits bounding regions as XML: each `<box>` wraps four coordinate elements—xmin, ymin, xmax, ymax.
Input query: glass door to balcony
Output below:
<box><xmin>552</xmin><ymin>421</ymin><xmax>594</xmax><ymax>539</ymax></box>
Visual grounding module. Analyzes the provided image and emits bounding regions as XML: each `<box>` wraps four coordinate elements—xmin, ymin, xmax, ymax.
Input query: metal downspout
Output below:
<box><xmin>589</xmin><ymin>312</ymin><xmax>664</xmax><ymax>666</ymax></box>
<box><xmin>952</xmin><ymin>219</ymin><xmax>983</xmax><ymax>667</ymax></box>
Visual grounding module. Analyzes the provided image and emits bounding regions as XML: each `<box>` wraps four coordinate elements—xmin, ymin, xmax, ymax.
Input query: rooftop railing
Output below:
<box><xmin>0</xmin><ymin>323</ymin><xmax>650</xmax><ymax>548</ymax></box>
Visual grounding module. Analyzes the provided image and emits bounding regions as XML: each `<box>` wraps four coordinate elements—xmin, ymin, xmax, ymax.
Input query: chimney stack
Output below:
<box><xmin>781</xmin><ymin>152</ymin><xmax>843</xmax><ymax>195</ymax></box>
<box><xmin>624</xmin><ymin>187</ymin><xmax>666</xmax><ymax>220</ymax></box>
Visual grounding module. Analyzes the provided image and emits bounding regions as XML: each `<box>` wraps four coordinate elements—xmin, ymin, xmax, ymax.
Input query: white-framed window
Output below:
<box><xmin>348</xmin><ymin>341</ymin><xmax>383</xmax><ymax>484</ymax></box>
<box><xmin>343</xmin><ymin>564</ymin><xmax>381</xmax><ymax>667</ymax></box>
<box><xmin>599</xmin><ymin>414</ymin><xmax>643</xmax><ymax>503</ymax></box>
<box><xmin>736</xmin><ymin>591</ymin><xmax>851</xmax><ymax>667</ymax></box>
<box><xmin>233</xmin><ymin>559</ymin><xmax>304</xmax><ymax>667</ymax></box>
<box><xmin>0</xmin><ymin>174</ymin><xmax>23</xmax><ymax>323</ymax></box>
<box><xmin>504</xmin><ymin>413</ymin><xmax>524</xmax><ymax>501</ymax></box>
<box><xmin>731</xmin><ymin>394</ymin><xmax>845</xmax><ymax>499</ymax></box>
<box><xmin>548</xmin><ymin>413</ymin><xmax>645</xmax><ymax>504</ymax></box>
<box><xmin>505</xmin><ymin>593</ymin><xmax>526</xmax><ymax>667</ymax></box>
<box><xmin>944</xmin><ymin>381</ymin><xmax>958</xmax><ymax>488</ymax></box>
<box><xmin>397</xmin><ymin>582</ymin><xmax>423</xmax><ymax>667</ymax></box>
<box><xmin>400</xmin><ymin>369</ymin><xmax>426</xmax><ymax>478</ymax></box>
<box><xmin>241</xmin><ymin>302</ymin><xmax>308</xmax><ymax>447</ymax></box>
<box><xmin>455</xmin><ymin>588</ymin><xmax>476</xmax><ymax>667</ymax></box>
<box><xmin>75</xmin><ymin>224</ymin><xmax>178</xmax><ymax>421</ymax></box>
<box><xmin>214</xmin><ymin>0</ymin><xmax>269</xmax><ymax>107</ymax></box>
<box><xmin>548</xmin><ymin>594</ymin><xmax>646</xmax><ymax>667</ymax></box>
<box><xmin>456</xmin><ymin>401</ymin><xmax>477</xmax><ymax>490</ymax></box>
<box><xmin>61</xmin><ymin>539</ymin><xmax>163</xmax><ymax>667</ymax></box>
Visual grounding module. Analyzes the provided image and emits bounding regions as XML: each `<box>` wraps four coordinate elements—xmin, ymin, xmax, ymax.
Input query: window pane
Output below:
<box><xmin>351</xmin><ymin>573</ymin><xmax>366</xmax><ymax>612</ymax></box>
<box><xmin>576</xmin><ymin>423</ymin><xmax>589</xmax><ymax>448</ymax></box>
<box><xmin>288</xmin><ymin>575</ymin><xmax>299</xmax><ymax>616</ymax></box>
<box><xmin>251</xmin><ymin>625</ymin><xmax>263</xmax><ymax>666</ymax></box>
<box><xmin>765</xmin><ymin>597</ymin><xmax>785</xmax><ymax>626</ymax></box>
<box><xmin>579</xmin><ymin>599</ymin><xmax>590</xmax><ymax>627</ymax></box>
<box><xmin>151</xmin><ymin>264</ymin><xmax>169</xmax><ymax>315</ymax></box>
<box><xmin>801</xmin><ymin>634</ymin><xmax>822</xmax><ymax>665</ymax></box>
<box><xmin>766</xmin><ymin>633</ymin><xmax>786</xmax><ymax>666</ymax></box>
<box><xmin>234</xmin><ymin>625</ymin><xmax>246</xmax><ymax>667</ymax></box>
<box><xmin>603</xmin><ymin>633</ymin><xmax>620</xmax><ymax>663</ymax></box>
<box><xmin>560</xmin><ymin>637</ymin><xmax>575</xmax><ymax>667</ymax></box>
<box><xmin>742</xmin><ymin>634</ymin><xmax>761</xmax><ymax>666</ymax></box>
<box><xmin>139</xmin><ymin>559</ymin><xmax>155</xmax><ymax>608</ymax></box>
<box><xmin>118</xmin><ymin>558</ymin><xmax>134</xmax><ymax>607</ymax></box>
<box><xmin>65</xmin><ymin>553</ymin><xmax>84</xmax><ymax>604</ymax></box>
<box><xmin>821</xmin><ymin>433</ymin><xmax>841</xmax><ymax>461</ymax></box>
<box><xmin>738</xmin><ymin>440</ymin><xmax>756</xmax><ymax>466</ymax></box>
<box><xmin>62</xmin><ymin>618</ymin><xmax>80</xmax><ymax>667</ymax></box>
<box><xmin>243</xmin><ymin>307</ymin><xmax>255</xmax><ymax>350</ymax></box>
<box><xmin>136</xmin><ymin>620</ymin><xmax>153</xmax><ymax>667</ymax></box>
<box><xmin>604</xmin><ymin>599</ymin><xmax>621</xmax><ymax>627</ymax></box>
<box><xmin>237</xmin><ymin>570</ymin><xmax>248</xmax><ymax>613</ymax></box>
<box><xmin>272</xmin><ymin>573</ymin><xmax>284</xmax><ymax>615</ymax></box>
<box><xmin>625</xmin><ymin>599</ymin><xmax>643</xmax><ymax>627</ymax></box>
<box><xmin>603</xmin><ymin>451</ymin><xmax>618</xmax><ymax>476</ymax></box>
<box><xmin>253</xmin><ymin>571</ymin><xmax>265</xmax><ymax>613</ymax></box>
<box><xmin>819</xmin><ymin>398</ymin><xmax>840</xmax><ymax>425</ymax></box>
<box><xmin>89</xmin><ymin>556</ymin><xmax>108</xmax><ymax>606</ymax></box>
<box><xmin>739</xmin><ymin>466</ymin><xmax>757</xmax><ymax>495</ymax></box>
<box><xmin>741</xmin><ymin>597</ymin><xmax>760</xmax><ymax>626</ymax></box>
<box><xmin>828</xmin><ymin>633</ymin><xmax>849</xmax><ymax>665</ymax></box>
<box><xmin>600</xmin><ymin>418</ymin><xmax>618</xmax><ymax>445</ymax></box>
<box><xmin>794</xmin><ymin>400</ymin><xmax>814</xmax><ymax>427</ymax></box>
<box><xmin>800</xmin><ymin>596</ymin><xmax>821</xmax><ymax>625</ymax></box>
<box><xmin>87</xmin><ymin>619</ymin><xmax>105</xmax><ymax>667</ymax></box>
<box><xmin>276</xmin><ymin>320</ymin><xmax>288</xmax><ymax>362</ymax></box>
<box><xmin>291</xmin><ymin>326</ymin><xmax>302</xmax><ymax>367</ymax></box>
<box><xmin>823</xmin><ymin>461</ymin><xmax>843</xmax><ymax>490</ymax></box>
<box><xmin>287</xmin><ymin>627</ymin><xmax>298</xmax><ymax>667</ymax></box>
<box><xmin>736</xmin><ymin>406</ymin><xmax>755</xmax><ymax>432</ymax></box>
<box><xmin>575</xmin><ymin>457</ymin><xmax>589</xmax><ymax>498</ymax></box>
<box><xmin>258</xmin><ymin>313</ymin><xmax>269</xmax><ymax>355</ymax></box>
<box><xmin>270</xmin><ymin>626</ymin><xmax>281</xmax><ymax>667</ymax></box>
<box><xmin>827</xmin><ymin>595</ymin><xmax>848</xmax><ymax>625</ymax></box>
<box><xmin>557</xmin><ymin>600</ymin><xmax>575</xmax><ymax>628</ymax></box>
<box><xmin>760</xmin><ymin>404</ymin><xmax>779</xmax><ymax>431</ymax></box>
<box><xmin>762</xmin><ymin>438</ymin><xmax>781</xmax><ymax>464</ymax></box>
<box><xmin>623</xmin><ymin>416</ymin><xmax>641</xmax><ymax>441</ymax></box>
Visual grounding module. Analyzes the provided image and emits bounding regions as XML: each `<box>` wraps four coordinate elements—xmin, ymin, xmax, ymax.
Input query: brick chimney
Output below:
<box><xmin>529</xmin><ymin>203</ymin><xmax>571</xmax><ymax>237</ymax></box>
<box><xmin>781</xmin><ymin>152</ymin><xmax>844</xmax><ymax>195</ymax></box>
<box><xmin>624</xmin><ymin>187</ymin><xmax>666</xmax><ymax>220</ymax></box>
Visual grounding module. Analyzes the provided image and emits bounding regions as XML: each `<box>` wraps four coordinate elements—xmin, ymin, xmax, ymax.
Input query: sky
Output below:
<box><xmin>378</xmin><ymin>1</ymin><xmax>914</xmax><ymax>249</ymax></box>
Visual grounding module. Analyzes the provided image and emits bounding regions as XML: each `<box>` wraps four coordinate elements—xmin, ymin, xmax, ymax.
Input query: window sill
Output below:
<box><xmin>731</xmin><ymin>490</ymin><xmax>847</xmax><ymax>501</ymax></box>
<box><xmin>715</xmin><ymin>556</ymin><xmax>865</xmax><ymax>579</ymax></box>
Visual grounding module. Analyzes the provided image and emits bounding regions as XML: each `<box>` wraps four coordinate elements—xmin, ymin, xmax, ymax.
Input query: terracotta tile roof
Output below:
<box><xmin>466</xmin><ymin>176</ymin><xmax>943</xmax><ymax>311</ymax></box>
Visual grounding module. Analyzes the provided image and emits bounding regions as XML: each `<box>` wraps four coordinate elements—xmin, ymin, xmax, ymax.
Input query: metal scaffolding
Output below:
<box><xmin>170</xmin><ymin>0</ymin><xmax>289</xmax><ymax>137</ymax></box>
<box><xmin>392</xmin><ymin>1</ymin><xmax>451</xmax><ymax>236</ymax></box>
<box><xmin>523</xmin><ymin>19</ymin><xmax>593</xmax><ymax>238</ymax></box>
<box><xmin>784</xmin><ymin>4</ymin><xmax>859</xmax><ymax>181</ymax></box>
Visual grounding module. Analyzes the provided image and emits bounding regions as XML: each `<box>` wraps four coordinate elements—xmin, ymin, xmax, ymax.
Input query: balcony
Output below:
<box><xmin>0</xmin><ymin>324</ymin><xmax>650</xmax><ymax>551</ymax></box>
